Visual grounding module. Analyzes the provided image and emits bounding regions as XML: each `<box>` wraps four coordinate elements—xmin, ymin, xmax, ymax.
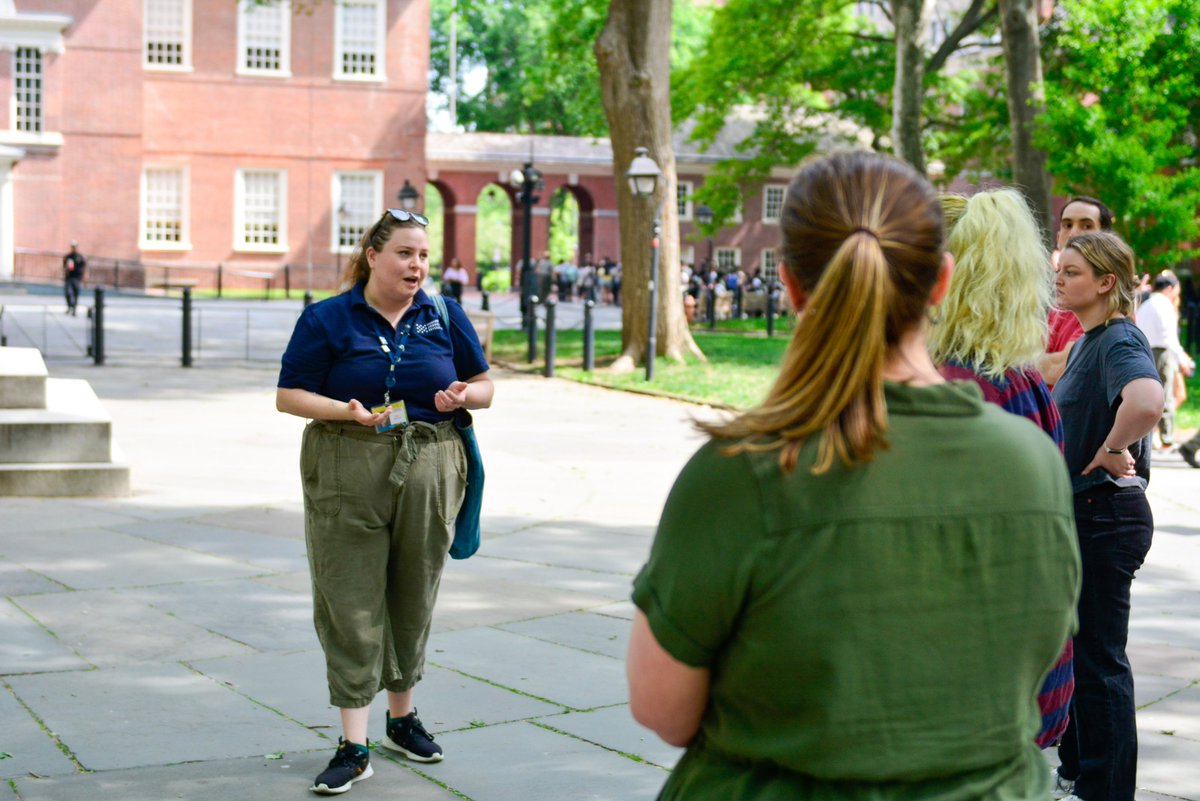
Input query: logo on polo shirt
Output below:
<box><xmin>415</xmin><ymin>319</ymin><xmax>444</xmax><ymax>335</ymax></box>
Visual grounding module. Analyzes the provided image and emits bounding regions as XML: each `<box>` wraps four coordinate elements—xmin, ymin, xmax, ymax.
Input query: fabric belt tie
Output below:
<box><xmin>316</xmin><ymin>419</ymin><xmax>456</xmax><ymax>490</ymax></box>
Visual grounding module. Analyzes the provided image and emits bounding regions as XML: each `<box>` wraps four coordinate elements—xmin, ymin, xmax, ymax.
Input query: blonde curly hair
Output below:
<box><xmin>930</xmin><ymin>189</ymin><xmax>1051</xmax><ymax>379</ymax></box>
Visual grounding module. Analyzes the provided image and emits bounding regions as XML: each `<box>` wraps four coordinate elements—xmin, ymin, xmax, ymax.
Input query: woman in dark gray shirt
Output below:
<box><xmin>1051</xmin><ymin>231</ymin><xmax>1163</xmax><ymax>801</ymax></box>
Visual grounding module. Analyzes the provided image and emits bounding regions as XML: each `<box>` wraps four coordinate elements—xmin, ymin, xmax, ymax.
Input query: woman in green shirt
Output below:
<box><xmin>628</xmin><ymin>152</ymin><xmax>1080</xmax><ymax>801</ymax></box>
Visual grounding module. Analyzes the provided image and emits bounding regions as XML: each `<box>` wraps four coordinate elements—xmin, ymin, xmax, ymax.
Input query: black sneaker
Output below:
<box><xmin>382</xmin><ymin>709</ymin><xmax>444</xmax><ymax>762</ymax></box>
<box><xmin>1181</xmin><ymin>444</ymin><xmax>1199</xmax><ymax>468</ymax></box>
<box><xmin>310</xmin><ymin>738</ymin><xmax>373</xmax><ymax>795</ymax></box>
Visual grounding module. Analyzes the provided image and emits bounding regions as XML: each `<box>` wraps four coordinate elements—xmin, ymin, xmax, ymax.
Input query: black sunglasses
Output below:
<box><xmin>386</xmin><ymin>208</ymin><xmax>429</xmax><ymax>226</ymax></box>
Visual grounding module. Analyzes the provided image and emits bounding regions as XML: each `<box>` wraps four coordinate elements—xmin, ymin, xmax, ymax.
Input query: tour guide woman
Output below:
<box><xmin>627</xmin><ymin>151</ymin><xmax>1080</xmax><ymax>801</ymax></box>
<box><xmin>277</xmin><ymin>209</ymin><xmax>492</xmax><ymax>795</ymax></box>
<box><xmin>1051</xmin><ymin>232</ymin><xmax>1162</xmax><ymax>801</ymax></box>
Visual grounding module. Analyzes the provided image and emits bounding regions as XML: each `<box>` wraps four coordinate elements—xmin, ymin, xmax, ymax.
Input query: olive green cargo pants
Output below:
<box><xmin>301</xmin><ymin>419</ymin><xmax>466</xmax><ymax>708</ymax></box>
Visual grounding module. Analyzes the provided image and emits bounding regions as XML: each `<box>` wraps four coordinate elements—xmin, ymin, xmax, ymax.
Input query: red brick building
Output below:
<box><xmin>0</xmin><ymin>0</ymin><xmax>804</xmax><ymax>292</ymax></box>
<box><xmin>1</xmin><ymin>0</ymin><xmax>429</xmax><ymax>289</ymax></box>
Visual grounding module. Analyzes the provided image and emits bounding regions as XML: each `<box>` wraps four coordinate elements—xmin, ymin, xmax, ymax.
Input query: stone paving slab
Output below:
<box><xmin>188</xmin><ymin>650</ymin><xmax>564</xmax><ymax>734</ymax></box>
<box><xmin>0</xmin><ymin>599</ymin><xmax>91</xmax><ymax>674</ymax></box>
<box><xmin>1138</xmin><ymin>682</ymin><xmax>1200</xmax><ymax>743</ymax></box>
<box><xmin>434</xmin><ymin>569</ymin><xmax>617</xmax><ymax>632</ymax></box>
<box><xmin>533</xmin><ymin>705</ymin><xmax>682</xmax><ymax>770</ymax></box>
<box><xmin>476</xmin><ymin>524</ymin><xmax>651</xmax><ymax>576</ymax></box>
<box><xmin>496</xmin><ymin>611</ymin><xmax>631</xmax><ymax>660</ymax></box>
<box><xmin>1136</xmin><ymin>673</ymin><xmax>1197</xmax><ymax>709</ymax></box>
<box><xmin>1136</xmin><ymin>730</ymin><xmax>1200</xmax><ymax>800</ymax></box>
<box><xmin>10</xmin><ymin>751</ymin><xmax>456</xmax><ymax>801</ymax></box>
<box><xmin>113</xmin><ymin>518</ymin><xmax>310</xmax><ymax>573</ymax></box>
<box><xmin>428</xmin><ymin>627</ymin><xmax>627</xmax><ymax>711</ymax></box>
<box><xmin>14</xmin><ymin>589</ymin><xmax>255</xmax><ymax>666</ymax></box>
<box><xmin>0</xmin><ymin>559</ymin><xmax>66</xmax><ymax>597</ymax></box>
<box><xmin>0</xmin><ymin>686</ymin><xmax>77</xmax><ymax>780</ymax></box>
<box><xmin>450</xmin><ymin>554</ymin><xmax>634</xmax><ymax>600</ymax></box>
<box><xmin>193</xmin><ymin>504</ymin><xmax>306</xmax><ymax>540</ymax></box>
<box><xmin>589</xmin><ymin>600</ymin><xmax>637</xmax><ymax>621</ymax></box>
<box><xmin>0</xmin><ymin>498</ymin><xmax>144</xmax><ymax>536</ymax></box>
<box><xmin>119</xmin><ymin>579</ymin><xmax>319</xmax><ymax>652</ymax></box>
<box><xmin>428</xmin><ymin>721</ymin><xmax>669</xmax><ymax>801</ymax></box>
<box><xmin>2</xmin><ymin>527</ymin><xmax>262</xmax><ymax>590</ymax></box>
<box><xmin>1129</xmin><ymin>641</ymin><xmax>1200</xmax><ymax>682</ymax></box>
<box><xmin>5</xmin><ymin>663</ymin><xmax>325</xmax><ymax>771</ymax></box>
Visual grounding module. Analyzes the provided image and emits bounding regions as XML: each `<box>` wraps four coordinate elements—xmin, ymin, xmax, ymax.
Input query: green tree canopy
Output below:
<box><xmin>1037</xmin><ymin>0</ymin><xmax>1200</xmax><ymax>271</ymax></box>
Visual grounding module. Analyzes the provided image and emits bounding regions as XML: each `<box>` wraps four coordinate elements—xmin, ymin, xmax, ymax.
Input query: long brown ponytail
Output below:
<box><xmin>704</xmin><ymin>151</ymin><xmax>944</xmax><ymax>474</ymax></box>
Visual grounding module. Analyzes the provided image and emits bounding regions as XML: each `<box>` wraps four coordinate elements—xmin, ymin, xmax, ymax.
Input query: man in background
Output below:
<box><xmin>62</xmin><ymin>240</ymin><xmax>86</xmax><ymax>316</ymax></box>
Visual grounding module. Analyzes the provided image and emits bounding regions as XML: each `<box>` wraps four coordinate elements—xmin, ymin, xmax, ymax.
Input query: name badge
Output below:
<box><xmin>370</xmin><ymin>400</ymin><xmax>409</xmax><ymax>433</ymax></box>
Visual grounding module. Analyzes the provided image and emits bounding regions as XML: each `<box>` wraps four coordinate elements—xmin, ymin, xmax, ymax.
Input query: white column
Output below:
<box><xmin>0</xmin><ymin>146</ymin><xmax>24</xmax><ymax>281</ymax></box>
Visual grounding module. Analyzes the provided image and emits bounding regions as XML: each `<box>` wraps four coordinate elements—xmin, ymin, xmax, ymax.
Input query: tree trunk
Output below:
<box><xmin>595</xmin><ymin>0</ymin><xmax>703</xmax><ymax>370</ymax></box>
<box><xmin>998</xmin><ymin>0</ymin><xmax>1054</xmax><ymax>249</ymax></box>
<box><xmin>891</xmin><ymin>0</ymin><xmax>935</xmax><ymax>173</ymax></box>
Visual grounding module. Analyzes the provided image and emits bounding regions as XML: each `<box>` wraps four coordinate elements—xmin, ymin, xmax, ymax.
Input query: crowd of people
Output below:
<box><xmin>275</xmin><ymin>150</ymin><xmax>1192</xmax><ymax>800</ymax></box>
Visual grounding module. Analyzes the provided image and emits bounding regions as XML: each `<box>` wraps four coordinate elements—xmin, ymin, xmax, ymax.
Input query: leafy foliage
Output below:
<box><xmin>429</xmin><ymin>0</ymin><xmax>711</xmax><ymax>136</ymax></box>
<box><xmin>1037</xmin><ymin>0</ymin><xmax>1200</xmax><ymax>271</ymax></box>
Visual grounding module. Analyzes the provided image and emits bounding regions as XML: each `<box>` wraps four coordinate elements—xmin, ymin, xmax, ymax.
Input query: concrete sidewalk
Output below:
<box><xmin>2</xmin><ymin>361</ymin><xmax>1198</xmax><ymax>801</ymax></box>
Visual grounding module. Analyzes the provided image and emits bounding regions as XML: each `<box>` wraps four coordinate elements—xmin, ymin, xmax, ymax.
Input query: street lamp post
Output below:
<box><xmin>510</xmin><ymin>162</ymin><xmax>543</xmax><ymax>332</ymax></box>
<box><xmin>334</xmin><ymin>204</ymin><xmax>349</xmax><ymax>281</ymax></box>
<box><xmin>626</xmin><ymin>146</ymin><xmax>664</xmax><ymax>382</ymax></box>
<box><xmin>695</xmin><ymin>203</ymin><xmax>716</xmax><ymax>328</ymax></box>
<box><xmin>397</xmin><ymin>179</ymin><xmax>421</xmax><ymax>211</ymax></box>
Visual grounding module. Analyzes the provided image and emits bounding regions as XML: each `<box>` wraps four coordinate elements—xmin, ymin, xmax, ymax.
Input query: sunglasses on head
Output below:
<box><xmin>386</xmin><ymin>208</ymin><xmax>429</xmax><ymax>226</ymax></box>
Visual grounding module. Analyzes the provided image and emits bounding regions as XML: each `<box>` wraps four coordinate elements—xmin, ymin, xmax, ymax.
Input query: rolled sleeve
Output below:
<box><xmin>631</xmin><ymin>443</ymin><xmax>763</xmax><ymax>668</ymax></box>
<box><xmin>279</xmin><ymin>307</ymin><xmax>333</xmax><ymax>392</ymax></box>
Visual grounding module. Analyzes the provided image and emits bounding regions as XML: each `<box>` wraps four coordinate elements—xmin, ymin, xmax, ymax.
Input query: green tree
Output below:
<box><xmin>429</xmin><ymin>0</ymin><xmax>712</xmax><ymax>136</ymax></box>
<box><xmin>1038</xmin><ymin>0</ymin><xmax>1200</xmax><ymax>271</ymax></box>
<box><xmin>674</xmin><ymin>0</ymin><xmax>1002</xmax><ymax>227</ymax></box>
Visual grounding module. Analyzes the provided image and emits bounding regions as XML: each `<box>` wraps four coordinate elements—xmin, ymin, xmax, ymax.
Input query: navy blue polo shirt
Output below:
<box><xmin>278</xmin><ymin>283</ymin><xmax>489</xmax><ymax>423</ymax></box>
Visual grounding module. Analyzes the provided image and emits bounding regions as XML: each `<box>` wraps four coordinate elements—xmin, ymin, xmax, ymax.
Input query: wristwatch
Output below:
<box><xmin>1104</xmin><ymin>444</ymin><xmax>1126</xmax><ymax>455</ymax></box>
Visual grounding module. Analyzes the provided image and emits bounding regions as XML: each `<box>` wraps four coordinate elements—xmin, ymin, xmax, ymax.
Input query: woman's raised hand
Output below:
<box><xmin>434</xmin><ymin>381</ymin><xmax>469</xmax><ymax>412</ymax></box>
<box><xmin>348</xmin><ymin>398</ymin><xmax>390</xmax><ymax>428</ymax></box>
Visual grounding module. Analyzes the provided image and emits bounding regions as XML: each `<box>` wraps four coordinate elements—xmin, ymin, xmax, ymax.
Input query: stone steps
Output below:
<box><xmin>0</xmin><ymin>346</ymin><xmax>130</xmax><ymax>497</ymax></box>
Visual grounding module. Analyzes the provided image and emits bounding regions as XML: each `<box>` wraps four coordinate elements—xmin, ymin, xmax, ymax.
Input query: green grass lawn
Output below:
<box><xmin>492</xmin><ymin>328</ymin><xmax>788</xmax><ymax>409</ymax></box>
<box><xmin>492</xmin><ymin>326</ymin><xmax>1200</xmax><ymax>431</ymax></box>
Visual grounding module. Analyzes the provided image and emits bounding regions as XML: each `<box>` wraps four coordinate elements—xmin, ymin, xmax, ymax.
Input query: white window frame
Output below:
<box><xmin>331</xmin><ymin>170</ymin><xmax>383</xmax><ymax>254</ymax></box>
<box><xmin>716</xmin><ymin>247</ymin><xmax>741</xmax><ymax>271</ymax></box>
<box><xmin>761</xmin><ymin>248</ymin><xmax>780</xmax><ymax>283</ymax></box>
<box><xmin>334</xmin><ymin>0</ymin><xmax>386</xmax><ymax>81</ymax></box>
<box><xmin>763</xmin><ymin>185</ymin><xmax>786</xmax><ymax>225</ymax></box>
<box><xmin>676</xmin><ymin>180</ymin><xmax>693</xmax><ymax>222</ymax></box>
<box><xmin>235</xmin><ymin>168</ymin><xmax>288</xmax><ymax>253</ymax></box>
<box><xmin>11</xmin><ymin>48</ymin><xmax>42</xmax><ymax>134</ymax></box>
<box><xmin>237</xmin><ymin>1</ymin><xmax>292</xmax><ymax>77</ymax></box>
<box><xmin>680</xmin><ymin>245</ymin><xmax>695</xmax><ymax>267</ymax></box>
<box><xmin>731</xmin><ymin>197</ymin><xmax>744</xmax><ymax>224</ymax></box>
<box><xmin>139</xmin><ymin>166</ymin><xmax>191</xmax><ymax>251</ymax></box>
<box><xmin>144</xmin><ymin>0</ymin><xmax>193</xmax><ymax>71</ymax></box>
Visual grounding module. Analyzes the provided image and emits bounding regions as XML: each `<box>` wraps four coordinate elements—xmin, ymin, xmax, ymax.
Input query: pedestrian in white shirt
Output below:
<box><xmin>1136</xmin><ymin>270</ymin><xmax>1195</xmax><ymax>448</ymax></box>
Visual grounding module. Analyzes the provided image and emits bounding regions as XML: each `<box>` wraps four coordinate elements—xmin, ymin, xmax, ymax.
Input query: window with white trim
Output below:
<box><xmin>335</xmin><ymin>0</ymin><xmax>385</xmax><ymax>79</ymax></box>
<box><xmin>763</xmin><ymin>185</ymin><xmax>786</xmax><ymax>224</ymax></box>
<box><xmin>236</xmin><ymin>169</ymin><xmax>287</xmax><ymax>250</ymax></box>
<box><xmin>144</xmin><ymin>0</ymin><xmax>191</xmax><ymax>68</ymax></box>
<box><xmin>732</xmin><ymin>197</ymin><xmax>744</xmax><ymax>224</ymax></box>
<box><xmin>13</xmin><ymin>48</ymin><xmax>42</xmax><ymax>133</ymax></box>
<box><xmin>761</xmin><ymin>248</ymin><xmax>780</xmax><ymax>283</ymax></box>
<box><xmin>680</xmin><ymin>245</ymin><xmax>695</xmax><ymax>268</ymax></box>
<box><xmin>716</xmin><ymin>248</ymin><xmax>741</xmax><ymax>271</ymax></box>
<box><xmin>332</xmin><ymin>171</ymin><xmax>382</xmax><ymax>251</ymax></box>
<box><xmin>677</xmin><ymin>180</ymin><xmax>693</xmax><ymax>222</ymax></box>
<box><xmin>141</xmin><ymin>167</ymin><xmax>188</xmax><ymax>248</ymax></box>
<box><xmin>238</xmin><ymin>1</ymin><xmax>291</xmax><ymax>75</ymax></box>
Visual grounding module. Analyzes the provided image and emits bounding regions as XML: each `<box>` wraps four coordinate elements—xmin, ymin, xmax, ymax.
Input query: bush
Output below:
<box><xmin>481</xmin><ymin>269</ymin><xmax>512</xmax><ymax>293</ymax></box>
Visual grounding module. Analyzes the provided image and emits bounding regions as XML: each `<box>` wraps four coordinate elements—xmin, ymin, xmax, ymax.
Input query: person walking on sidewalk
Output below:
<box><xmin>1051</xmin><ymin>231</ymin><xmax>1163</xmax><ymax>801</ymax></box>
<box><xmin>277</xmin><ymin>208</ymin><xmax>493</xmax><ymax>795</ymax></box>
<box><xmin>62</xmin><ymin>241</ymin><xmax>86</xmax><ymax>316</ymax></box>
<box><xmin>1134</xmin><ymin>270</ymin><xmax>1194</xmax><ymax>450</ymax></box>
<box><xmin>627</xmin><ymin>151</ymin><xmax>1080</xmax><ymax>801</ymax></box>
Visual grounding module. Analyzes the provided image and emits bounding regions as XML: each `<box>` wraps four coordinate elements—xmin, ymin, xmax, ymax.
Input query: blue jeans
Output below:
<box><xmin>1058</xmin><ymin>484</ymin><xmax>1153</xmax><ymax>801</ymax></box>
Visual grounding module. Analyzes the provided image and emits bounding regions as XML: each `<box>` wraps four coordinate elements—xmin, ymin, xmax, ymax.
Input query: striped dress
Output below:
<box><xmin>939</xmin><ymin>362</ymin><xmax>1074</xmax><ymax>749</ymax></box>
